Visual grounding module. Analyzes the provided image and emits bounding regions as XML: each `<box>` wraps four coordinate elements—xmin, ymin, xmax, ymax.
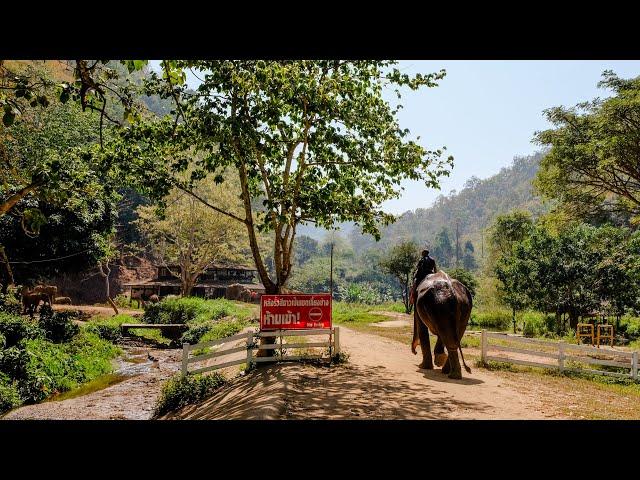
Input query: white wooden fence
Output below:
<box><xmin>181</xmin><ymin>327</ymin><xmax>340</xmax><ymax>377</ymax></box>
<box><xmin>481</xmin><ymin>330</ymin><xmax>639</xmax><ymax>380</ymax></box>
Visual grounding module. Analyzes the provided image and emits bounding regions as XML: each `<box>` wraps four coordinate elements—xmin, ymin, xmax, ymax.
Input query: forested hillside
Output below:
<box><xmin>347</xmin><ymin>152</ymin><xmax>548</xmax><ymax>261</ymax></box>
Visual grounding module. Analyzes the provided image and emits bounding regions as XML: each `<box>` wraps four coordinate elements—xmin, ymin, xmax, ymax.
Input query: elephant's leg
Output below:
<box><xmin>417</xmin><ymin>318</ymin><xmax>433</xmax><ymax>369</ymax></box>
<box><xmin>446</xmin><ymin>347</ymin><xmax>462</xmax><ymax>379</ymax></box>
<box><xmin>433</xmin><ymin>337</ymin><xmax>448</xmax><ymax>367</ymax></box>
<box><xmin>411</xmin><ymin>309</ymin><xmax>419</xmax><ymax>355</ymax></box>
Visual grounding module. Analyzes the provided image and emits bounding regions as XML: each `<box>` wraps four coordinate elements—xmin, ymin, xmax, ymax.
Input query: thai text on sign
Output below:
<box><xmin>260</xmin><ymin>294</ymin><xmax>332</xmax><ymax>330</ymax></box>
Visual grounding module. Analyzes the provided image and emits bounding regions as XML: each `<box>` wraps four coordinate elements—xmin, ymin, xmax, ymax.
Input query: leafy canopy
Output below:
<box><xmin>534</xmin><ymin>71</ymin><xmax>640</xmax><ymax>225</ymax></box>
<box><xmin>111</xmin><ymin>60</ymin><xmax>453</xmax><ymax>292</ymax></box>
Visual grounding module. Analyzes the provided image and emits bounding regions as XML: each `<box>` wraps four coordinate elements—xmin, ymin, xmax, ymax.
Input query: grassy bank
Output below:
<box><xmin>140</xmin><ymin>297</ymin><xmax>258</xmax><ymax>346</ymax></box>
<box><xmin>0</xmin><ymin>310</ymin><xmax>121</xmax><ymax>415</ymax></box>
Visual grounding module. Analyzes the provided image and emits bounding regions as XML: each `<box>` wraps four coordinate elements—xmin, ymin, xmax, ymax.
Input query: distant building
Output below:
<box><xmin>123</xmin><ymin>263</ymin><xmax>265</xmax><ymax>300</ymax></box>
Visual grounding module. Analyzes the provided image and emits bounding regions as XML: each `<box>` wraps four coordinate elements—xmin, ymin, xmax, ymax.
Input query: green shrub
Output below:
<box><xmin>113</xmin><ymin>294</ymin><xmax>132</xmax><ymax>308</ymax></box>
<box><xmin>337</xmin><ymin>282</ymin><xmax>390</xmax><ymax>304</ymax></box>
<box><xmin>0</xmin><ymin>376</ymin><xmax>22</xmax><ymax>414</ymax></box>
<box><xmin>17</xmin><ymin>333</ymin><xmax>120</xmax><ymax>403</ymax></box>
<box><xmin>84</xmin><ymin>315</ymin><xmax>130</xmax><ymax>342</ymax></box>
<box><xmin>0</xmin><ymin>346</ymin><xmax>30</xmax><ymax>379</ymax></box>
<box><xmin>143</xmin><ymin>297</ymin><xmax>234</xmax><ymax>325</ymax></box>
<box><xmin>154</xmin><ymin>372</ymin><xmax>226</xmax><ymax>417</ymax></box>
<box><xmin>0</xmin><ymin>332</ymin><xmax>5</xmax><ymax>349</ymax></box>
<box><xmin>0</xmin><ymin>313</ymin><xmax>43</xmax><ymax>347</ymax></box>
<box><xmin>469</xmin><ymin>310</ymin><xmax>511</xmax><ymax>330</ymax></box>
<box><xmin>180</xmin><ymin>323</ymin><xmax>213</xmax><ymax>345</ymax></box>
<box><xmin>38</xmin><ymin>306</ymin><xmax>80</xmax><ymax>343</ymax></box>
<box><xmin>0</xmin><ymin>287</ymin><xmax>22</xmax><ymax>315</ymax></box>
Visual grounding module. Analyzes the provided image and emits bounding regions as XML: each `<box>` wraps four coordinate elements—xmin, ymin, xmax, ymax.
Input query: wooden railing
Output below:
<box><xmin>181</xmin><ymin>327</ymin><xmax>340</xmax><ymax>377</ymax></box>
<box><xmin>481</xmin><ymin>330</ymin><xmax>639</xmax><ymax>380</ymax></box>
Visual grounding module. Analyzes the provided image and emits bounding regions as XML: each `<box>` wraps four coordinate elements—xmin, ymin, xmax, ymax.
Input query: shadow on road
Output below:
<box><xmin>169</xmin><ymin>362</ymin><xmax>493</xmax><ymax>420</ymax></box>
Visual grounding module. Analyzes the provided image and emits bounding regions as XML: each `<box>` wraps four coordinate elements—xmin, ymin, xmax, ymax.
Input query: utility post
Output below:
<box><xmin>329</xmin><ymin>241</ymin><xmax>334</xmax><ymax>298</ymax></box>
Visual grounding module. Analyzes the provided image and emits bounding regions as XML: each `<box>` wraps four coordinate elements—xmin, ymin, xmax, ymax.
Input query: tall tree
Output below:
<box><xmin>534</xmin><ymin>71</ymin><xmax>640</xmax><ymax>225</ymax></box>
<box><xmin>379</xmin><ymin>240</ymin><xmax>419</xmax><ymax>313</ymax></box>
<box><xmin>135</xmin><ymin>172</ymin><xmax>249</xmax><ymax>296</ymax></box>
<box><xmin>113</xmin><ymin>60</ymin><xmax>453</xmax><ymax>294</ymax></box>
<box><xmin>462</xmin><ymin>240</ymin><xmax>477</xmax><ymax>271</ymax></box>
<box><xmin>432</xmin><ymin>228</ymin><xmax>454</xmax><ymax>268</ymax></box>
<box><xmin>293</xmin><ymin>235</ymin><xmax>319</xmax><ymax>266</ymax></box>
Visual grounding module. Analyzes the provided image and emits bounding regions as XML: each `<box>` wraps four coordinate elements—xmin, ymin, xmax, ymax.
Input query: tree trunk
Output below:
<box><xmin>98</xmin><ymin>262</ymin><xmax>118</xmax><ymax>315</ymax></box>
<box><xmin>0</xmin><ymin>245</ymin><xmax>14</xmax><ymax>294</ymax></box>
<box><xmin>568</xmin><ymin>311</ymin><xmax>578</xmax><ymax>330</ymax></box>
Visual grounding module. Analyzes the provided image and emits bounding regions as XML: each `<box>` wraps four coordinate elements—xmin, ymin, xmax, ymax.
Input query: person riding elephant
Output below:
<box><xmin>409</xmin><ymin>249</ymin><xmax>436</xmax><ymax>306</ymax></box>
<box><xmin>412</xmin><ymin>270</ymin><xmax>473</xmax><ymax>379</ymax></box>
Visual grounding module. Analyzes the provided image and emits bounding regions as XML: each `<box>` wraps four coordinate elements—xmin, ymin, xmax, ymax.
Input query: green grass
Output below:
<box><xmin>154</xmin><ymin>372</ymin><xmax>226</xmax><ymax>417</ymax></box>
<box><xmin>332</xmin><ymin>302</ymin><xmax>392</xmax><ymax>324</ymax></box>
<box><xmin>143</xmin><ymin>297</ymin><xmax>256</xmax><ymax>325</ymax></box>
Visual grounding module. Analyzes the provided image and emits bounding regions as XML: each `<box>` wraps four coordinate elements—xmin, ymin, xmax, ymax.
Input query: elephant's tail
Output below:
<box><xmin>458</xmin><ymin>345</ymin><xmax>471</xmax><ymax>374</ymax></box>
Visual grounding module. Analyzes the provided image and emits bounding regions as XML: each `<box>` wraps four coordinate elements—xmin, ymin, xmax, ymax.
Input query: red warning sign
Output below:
<box><xmin>260</xmin><ymin>294</ymin><xmax>332</xmax><ymax>330</ymax></box>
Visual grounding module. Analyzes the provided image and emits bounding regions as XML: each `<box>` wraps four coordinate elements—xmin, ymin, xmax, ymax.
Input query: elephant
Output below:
<box><xmin>239</xmin><ymin>288</ymin><xmax>253</xmax><ymax>303</ymax></box>
<box><xmin>411</xmin><ymin>271</ymin><xmax>473</xmax><ymax>379</ymax></box>
<box><xmin>54</xmin><ymin>296</ymin><xmax>72</xmax><ymax>305</ymax></box>
<box><xmin>148</xmin><ymin>294</ymin><xmax>160</xmax><ymax>303</ymax></box>
<box><xmin>33</xmin><ymin>284</ymin><xmax>57</xmax><ymax>305</ymax></box>
<box><xmin>22</xmin><ymin>292</ymin><xmax>49</xmax><ymax>317</ymax></box>
<box><xmin>225</xmin><ymin>283</ymin><xmax>248</xmax><ymax>301</ymax></box>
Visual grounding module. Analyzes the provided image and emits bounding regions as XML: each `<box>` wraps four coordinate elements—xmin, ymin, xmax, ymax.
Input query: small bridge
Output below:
<box><xmin>120</xmin><ymin>323</ymin><xmax>188</xmax><ymax>340</ymax></box>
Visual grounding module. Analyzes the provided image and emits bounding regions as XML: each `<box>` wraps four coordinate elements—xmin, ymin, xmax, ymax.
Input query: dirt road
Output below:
<box><xmin>167</xmin><ymin>325</ymin><xmax>561</xmax><ymax>419</ymax></box>
<box><xmin>4</xmin><ymin>319</ymin><xmax>576</xmax><ymax>420</ymax></box>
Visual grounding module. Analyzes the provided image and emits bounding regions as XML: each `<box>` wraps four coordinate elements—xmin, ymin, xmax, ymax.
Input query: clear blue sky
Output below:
<box><xmin>381</xmin><ymin>60</ymin><xmax>640</xmax><ymax>214</ymax></box>
<box><xmin>153</xmin><ymin>60</ymin><xmax>640</xmax><ymax>215</ymax></box>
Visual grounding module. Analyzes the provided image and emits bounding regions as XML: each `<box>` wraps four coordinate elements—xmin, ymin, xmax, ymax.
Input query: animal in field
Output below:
<box><xmin>54</xmin><ymin>296</ymin><xmax>72</xmax><ymax>305</ymax></box>
<box><xmin>33</xmin><ymin>284</ymin><xmax>58</xmax><ymax>305</ymax></box>
<box><xmin>412</xmin><ymin>270</ymin><xmax>473</xmax><ymax>379</ymax></box>
<box><xmin>225</xmin><ymin>283</ymin><xmax>248</xmax><ymax>301</ymax></box>
<box><xmin>148</xmin><ymin>294</ymin><xmax>160</xmax><ymax>303</ymax></box>
<box><xmin>22</xmin><ymin>292</ymin><xmax>50</xmax><ymax>317</ymax></box>
<box><xmin>130</xmin><ymin>290</ymin><xmax>158</xmax><ymax>308</ymax></box>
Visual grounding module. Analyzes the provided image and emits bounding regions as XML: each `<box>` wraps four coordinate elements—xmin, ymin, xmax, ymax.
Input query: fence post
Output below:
<box><xmin>481</xmin><ymin>330</ymin><xmax>487</xmax><ymax>364</ymax></box>
<box><xmin>558</xmin><ymin>341</ymin><xmax>565</xmax><ymax>372</ymax></box>
<box><xmin>334</xmin><ymin>327</ymin><xmax>340</xmax><ymax>355</ymax></box>
<box><xmin>246</xmin><ymin>332</ymin><xmax>254</xmax><ymax>370</ymax></box>
<box><xmin>181</xmin><ymin>343</ymin><xmax>190</xmax><ymax>377</ymax></box>
<box><xmin>632</xmin><ymin>351</ymin><xmax>638</xmax><ymax>380</ymax></box>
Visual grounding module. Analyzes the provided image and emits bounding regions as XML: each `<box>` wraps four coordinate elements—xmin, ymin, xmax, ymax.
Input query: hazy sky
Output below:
<box><xmin>152</xmin><ymin>60</ymin><xmax>640</xmax><ymax>215</ymax></box>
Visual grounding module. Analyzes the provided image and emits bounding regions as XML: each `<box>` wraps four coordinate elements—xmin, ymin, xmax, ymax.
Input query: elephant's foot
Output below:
<box><xmin>441</xmin><ymin>361</ymin><xmax>451</xmax><ymax>374</ymax></box>
<box><xmin>448</xmin><ymin>370</ymin><xmax>462</xmax><ymax>380</ymax></box>
<box><xmin>434</xmin><ymin>352</ymin><xmax>447</xmax><ymax>367</ymax></box>
<box><xmin>418</xmin><ymin>361</ymin><xmax>434</xmax><ymax>370</ymax></box>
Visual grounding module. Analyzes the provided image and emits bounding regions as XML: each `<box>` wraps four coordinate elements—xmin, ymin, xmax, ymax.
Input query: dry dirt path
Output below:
<box><xmin>168</xmin><ymin>325</ymin><xmax>562</xmax><ymax>419</ymax></box>
<box><xmin>52</xmin><ymin>304</ymin><xmax>143</xmax><ymax>317</ymax></box>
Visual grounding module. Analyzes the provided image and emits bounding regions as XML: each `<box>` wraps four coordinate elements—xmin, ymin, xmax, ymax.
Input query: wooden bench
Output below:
<box><xmin>120</xmin><ymin>323</ymin><xmax>187</xmax><ymax>340</ymax></box>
